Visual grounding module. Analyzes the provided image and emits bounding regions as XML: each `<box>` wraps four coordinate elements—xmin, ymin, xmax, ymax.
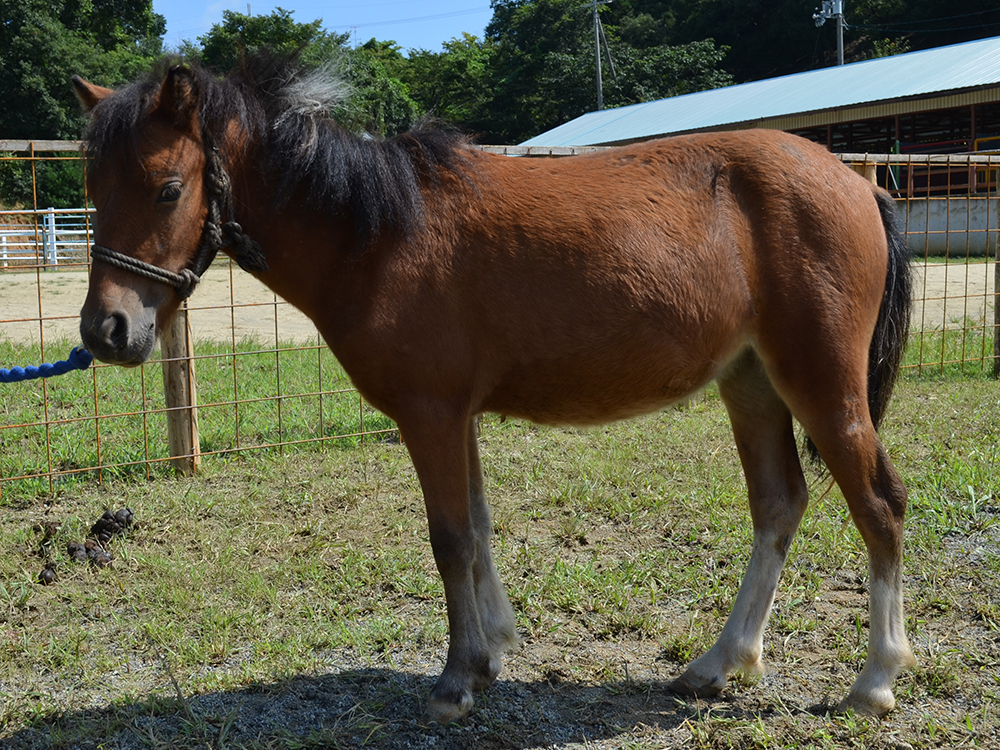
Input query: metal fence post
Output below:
<box><xmin>44</xmin><ymin>208</ymin><xmax>57</xmax><ymax>267</ymax></box>
<box><xmin>994</xmin><ymin>251</ymin><xmax>999</xmax><ymax>378</ymax></box>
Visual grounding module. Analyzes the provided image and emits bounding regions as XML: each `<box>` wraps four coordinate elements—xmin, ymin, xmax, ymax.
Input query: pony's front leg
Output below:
<box><xmin>400</xmin><ymin>410</ymin><xmax>504</xmax><ymax>723</ymax></box>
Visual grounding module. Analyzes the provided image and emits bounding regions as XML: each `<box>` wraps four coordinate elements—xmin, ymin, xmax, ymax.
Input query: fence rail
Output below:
<box><xmin>0</xmin><ymin>207</ymin><xmax>95</xmax><ymax>267</ymax></box>
<box><xmin>0</xmin><ymin>142</ymin><xmax>997</xmax><ymax>499</ymax></box>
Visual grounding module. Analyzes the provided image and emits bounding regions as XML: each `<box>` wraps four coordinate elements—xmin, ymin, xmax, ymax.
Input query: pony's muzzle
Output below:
<box><xmin>80</xmin><ymin>309</ymin><xmax>155</xmax><ymax>366</ymax></box>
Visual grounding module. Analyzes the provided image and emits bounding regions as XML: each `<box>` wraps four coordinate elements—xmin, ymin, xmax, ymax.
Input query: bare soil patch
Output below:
<box><xmin>0</xmin><ymin>264</ymin><xmax>318</xmax><ymax>345</ymax></box>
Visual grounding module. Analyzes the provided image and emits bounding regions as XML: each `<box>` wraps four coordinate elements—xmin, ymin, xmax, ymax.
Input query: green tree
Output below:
<box><xmin>403</xmin><ymin>34</ymin><xmax>496</xmax><ymax>131</ymax></box>
<box><xmin>602</xmin><ymin>38</ymin><xmax>732</xmax><ymax>105</ymax></box>
<box><xmin>483</xmin><ymin>0</ymin><xmax>589</xmax><ymax>141</ymax></box>
<box><xmin>191</xmin><ymin>8</ymin><xmax>348</xmax><ymax>71</ymax></box>
<box><xmin>479</xmin><ymin>0</ymin><xmax>732</xmax><ymax>143</ymax></box>
<box><xmin>613</xmin><ymin>0</ymin><xmax>1000</xmax><ymax>83</ymax></box>
<box><xmin>0</xmin><ymin>0</ymin><xmax>164</xmax><ymax>140</ymax></box>
<box><xmin>66</xmin><ymin>0</ymin><xmax>166</xmax><ymax>52</ymax></box>
<box><xmin>0</xmin><ymin>0</ymin><xmax>164</xmax><ymax>207</ymax></box>
<box><xmin>190</xmin><ymin>12</ymin><xmax>419</xmax><ymax>136</ymax></box>
<box><xmin>344</xmin><ymin>40</ymin><xmax>421</xmax><ymax>135</ymax></box>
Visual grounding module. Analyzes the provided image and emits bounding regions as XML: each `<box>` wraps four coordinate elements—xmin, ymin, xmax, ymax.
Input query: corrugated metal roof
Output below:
<box><xmin>521</xmin><ymin>35</ymin><xmax>1000</xmax><ymax>147</ymax></box>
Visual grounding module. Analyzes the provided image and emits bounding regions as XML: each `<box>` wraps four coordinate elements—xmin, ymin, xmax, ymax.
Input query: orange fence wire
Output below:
<box><xmin>0</xmin><ymin>142</ymin><xmax>997</xmax><ymax>499</ymax></box>
<box><xmin>836</xmin><ymin>152</ymin><xmax>999</xmax><ymax>378</ymax></box>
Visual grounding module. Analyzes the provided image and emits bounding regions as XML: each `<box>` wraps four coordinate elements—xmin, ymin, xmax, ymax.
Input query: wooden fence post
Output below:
<box><xmin>160</xmin><ymin>306</ymin><xmax>201</xmax><ymax>475</ymax></box>
<box><xmin>850</xmin><ymin>159</ymin><xmax>878</xmax><ymax>185</ymax></box>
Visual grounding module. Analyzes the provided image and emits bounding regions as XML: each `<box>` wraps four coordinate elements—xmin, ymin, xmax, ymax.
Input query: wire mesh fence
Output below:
<box><xmin>0</xmin><ymin>142</ymin><xmax>997</xmax><ymax>499</ymax></box>
<box><xmin>837</xmin><ymin>151</ymin><xmax>999</xmax><ymax>378</ymax></box>
<box><xmin>0</xmin><ymin>142</ymin><xmax>396</xmax><ymax>499</ymax></box>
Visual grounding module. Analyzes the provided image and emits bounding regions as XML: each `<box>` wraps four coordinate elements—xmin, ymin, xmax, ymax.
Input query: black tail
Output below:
<box><xmin>805</xmin><ymin>191</ymin><xmax>911</xmax><ymax>461</ymax></box>
<box><xmin>867</xmin><ymin>190</ymin><xmax>912</xmax><ymax>432</ymax></box>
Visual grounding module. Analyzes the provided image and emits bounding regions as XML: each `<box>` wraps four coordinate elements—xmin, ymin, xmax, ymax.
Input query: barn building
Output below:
<box><xmin>522</xmin><ymin>35</ymin><xmax>1000</xmax><ymax>157</ymax></box>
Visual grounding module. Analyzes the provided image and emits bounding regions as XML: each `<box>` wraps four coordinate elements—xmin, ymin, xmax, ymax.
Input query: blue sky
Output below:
<box><xmin>154</xmin><ymin>1</ymin><xmax>496</xmax><ymax>55</ymax></box>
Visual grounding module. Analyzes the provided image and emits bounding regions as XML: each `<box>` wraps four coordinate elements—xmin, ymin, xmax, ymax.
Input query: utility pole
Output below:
<box><xmin>589</xmin><ymin>0</ymin><xmax>616</xmax><ymax>110</ymax></box>
<box><xmin>592</xmin><ymin>0</ymin><xmax>603</xmax><ymax>110</ymax></box>
<box><xmin>813</xmin><ymin>0</ymin><xmax>845</xmax><ymax>65</ymax></box>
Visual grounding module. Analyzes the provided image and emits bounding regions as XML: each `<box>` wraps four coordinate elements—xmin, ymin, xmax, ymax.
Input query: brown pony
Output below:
<box><xmin>72</xmin><ymin>55</ymin><xmax>914</xmax><ymax>723</ymax></box>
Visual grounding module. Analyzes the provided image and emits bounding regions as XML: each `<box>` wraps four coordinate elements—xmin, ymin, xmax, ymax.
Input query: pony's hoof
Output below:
<box><xmin>836</xmin><ymin>690</ymin><xmax>895</xmax><ymax>717</ymax></box>
<box><xmin>667</xmin><ymin>668</ymin><xmax>727</xmax><ymax>698</ymax></box>
<box><xmin>427</xmin><ymin>686</ymin><xmax>474</xmax><ymax>724</ymax></box>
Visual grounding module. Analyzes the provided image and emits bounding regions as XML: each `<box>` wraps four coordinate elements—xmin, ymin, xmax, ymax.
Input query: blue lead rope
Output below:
<box><xmin>0</xmin><ymin>347</ymin><xmax>94</xmax><ymax>383</ymax></box>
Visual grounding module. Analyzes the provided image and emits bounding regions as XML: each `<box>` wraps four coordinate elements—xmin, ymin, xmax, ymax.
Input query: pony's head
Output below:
<box><xmin>74</xmin><ymin>54</ymin><xmax>470</xmax><ymax>365</ymax></box>
<box><xmin>74</xmin><ymin>65</ymin><xmax>214</xmax><ymax>365</ymax></box>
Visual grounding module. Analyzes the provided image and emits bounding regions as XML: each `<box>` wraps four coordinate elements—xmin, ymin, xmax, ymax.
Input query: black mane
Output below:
<box><xmin>83</xmin><ymin>53</ymin><xmax>471</xmax><ymax>245</ymax></box>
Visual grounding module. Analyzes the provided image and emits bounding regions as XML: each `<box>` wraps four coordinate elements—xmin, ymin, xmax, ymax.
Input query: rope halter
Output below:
<box><xmin>90</xmin><ymin>143</ymin><xmax>269</xmax><ymax>299</ymax></box>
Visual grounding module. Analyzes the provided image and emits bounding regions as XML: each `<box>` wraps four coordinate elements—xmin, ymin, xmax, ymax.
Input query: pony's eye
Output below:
<box><xmin>157</xmin><ymin>182</ymin><xmax>182</xmax><ymax>203</ymax></box>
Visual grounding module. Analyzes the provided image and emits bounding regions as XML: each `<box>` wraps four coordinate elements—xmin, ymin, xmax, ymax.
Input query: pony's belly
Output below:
<box><xmin>480</xmin><ymin>358</ymin><xmax>719</xmax><ymax>427</ymax></box>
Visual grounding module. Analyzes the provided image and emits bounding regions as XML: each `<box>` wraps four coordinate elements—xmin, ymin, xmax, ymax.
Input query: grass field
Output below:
<box><xmin>1</xmin><ymin>352</ymin><xmax>998</xmax><ymax>747</ymax></box>
<box><xmin>0</xmin><ymin>337</ymin><xmax>395</xmax><ymax>497</ymax></box>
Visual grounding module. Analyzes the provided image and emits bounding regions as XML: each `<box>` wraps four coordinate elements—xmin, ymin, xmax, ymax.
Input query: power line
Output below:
<box><xmin>325</xmin><ymin>6</ymin><xmax>490</xmax><ymax>31</ymax></box>
<box><xmin>160</xmin><ymin>4</ymin><xmax>491</xmax><ymax>46</ymax></box>
<box><xmin>852</xmin><ymin>20</ymin><xmax>1000</xmax><ymax>34</ymax></box>
<box><xmin>855</xmin><ymin>7</ymin><xmax>1000</xmax><ymax>28</ymax></box>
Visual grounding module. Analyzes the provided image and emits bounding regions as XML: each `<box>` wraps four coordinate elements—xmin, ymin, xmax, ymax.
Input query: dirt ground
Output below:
<box><xmin>0</xmin><ymin>261</ymin><xmax>995</xmax><ymax>346</ymax></box>
<box><xmin>0</xmin><ymin>264</ymin><xmax>318</xmax><ymax>346</ymax></box>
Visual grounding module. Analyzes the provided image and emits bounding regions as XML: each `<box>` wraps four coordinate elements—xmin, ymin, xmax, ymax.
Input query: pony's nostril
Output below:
<box><xmin>98</xmin><ymin>312</ymin><xmax>130</xmax><ymax>350</ymax></box>
<box><xmin>79</xmin><ymin>308</ymin><xmax>153</xmax><ymax>365</ymax></box>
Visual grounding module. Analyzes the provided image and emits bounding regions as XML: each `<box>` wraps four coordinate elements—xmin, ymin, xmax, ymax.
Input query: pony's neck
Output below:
<box><xmin>220</xmin><ymin>136</ymin><xmax>360</xmax><ymax>328</ymax></box>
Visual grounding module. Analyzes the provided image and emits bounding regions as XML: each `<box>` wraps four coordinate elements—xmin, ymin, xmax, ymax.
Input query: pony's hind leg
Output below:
<box><xmin>467</xmin><ymin>420</ymin><xmax>519</xmax><ymax>670</ymax></box>
<box><xmin>670</xmin><ymin>351</ymin><xmax>809</xmax><ymax>697</ymax></box>
<box><xmin>805</xmin><ymin>420</ymin><xmax>915</xmax><ymax>715</ymax></box>
<box><xmin>758</xmin><ymin>316</ymin><xmax>913</xmax><ymax>714</ymax></box>
<box><xmin>399</xmin><ymin>409</ymin><xmax>516</xmax><ymax>723</ymax></box>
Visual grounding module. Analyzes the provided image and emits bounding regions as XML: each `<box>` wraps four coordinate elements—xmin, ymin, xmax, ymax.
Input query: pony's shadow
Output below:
<box><xmin>2</xmin><ymin>667</ymin><xmax>800</xmax><ymax>749</ymax></box>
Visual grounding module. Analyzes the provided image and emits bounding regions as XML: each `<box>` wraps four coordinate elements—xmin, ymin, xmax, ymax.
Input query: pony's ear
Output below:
<box><xmin>72</xmin><ymin>76</ymin><xmax>113</xmax><ymax>113</ymax></box>
<box><xmin>154</xmin><ymin>65</ymin><xmax>200</xmax><ymax>132</ymax></box>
